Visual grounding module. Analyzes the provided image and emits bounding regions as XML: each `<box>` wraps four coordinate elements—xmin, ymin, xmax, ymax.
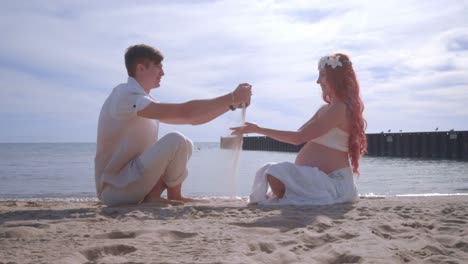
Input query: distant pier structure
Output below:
<box><xmin>221</xmin><ymin>131</ymin><xmax>468</xmax><ymax>160</ymax></box>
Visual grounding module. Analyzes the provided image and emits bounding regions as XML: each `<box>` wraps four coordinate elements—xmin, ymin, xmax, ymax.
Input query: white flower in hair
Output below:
<box><xmin>319</xmin><ymin>55</ymin><xmax>343</xmax><ymax>69</ymax></box>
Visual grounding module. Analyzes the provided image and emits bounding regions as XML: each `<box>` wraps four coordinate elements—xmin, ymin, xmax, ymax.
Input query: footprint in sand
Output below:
<box><xmin>441</xmin><ymin>207</ymin><xmax>455</xmax><ymax>215</ymax></box>
<box><xmin>151</xmin><ymin>229</ymin><xmax>198</xmax><ymax>242</ymax></box>
<box><xmin>94</xmin><ymin>230</ymin><xmax>146</xmax><ymax>239</ymax></box>
<box><xmin>356</xmin><ymin>207</ymin><xmax>374</xmax><ymax>218</ymax></box>
<box><xmin>248</xmin><ymin>241</ymin><xmax>276</xmax><ymax>254</ymax></box>
<box><xmin>330</xmin><ymin>252</ymin><xmax>363</xmax><ymax>264</ymax></box>
<box><xmin>436</xmin><ymin>226</ymin><xmax>463</xmax><ymax>233</ymax></box>
<box><xmin>230</xmin><ymin>218</ymin><xmax>306</xmax><ymax>232</ymax></box>
<box><xmin>4</xmin><ymin>222</ymin><xmax>50</xmax><ymax>229</ymax></box>
<box><xmin>401</xmin><ymin>221</ymin><xmax>434</xmax><ymax>230</ymax></box>
<box><xmin>454</xmin><ymin>241</ymin><xmax>468</xmax><ymax>253</ymax></box>
<box><xmin>336</xmin><ymin>231</ymin><xmax>359</xmax><ymax>240</ymax></box>
<box><xmin>0</xmin><ymin>226</ymin><xmax>46</xmax><ymax>238</ymax></box>
<box><xmin>291</xmin><ymin>244</ymin><xmax>310</xmax><ymax>252</ymax></box>
<box><xmin>95</xmin><ymin>229</ymin><xmax>198</xmax><ymax>242</ymax></box>
<box><xmin>412</xmin><ymin>244</ymin><xmax>449</xmax><ymax>259</ymax></box>
<box><xmin>440</xmin><ymin>219</ymin><xmax>467</xmax><ymax>225</ymax></box>
<box><xmin>290</xmin><ymin>231</ymin><xmax>342</xmax><ymax>253</ymax></box>
<box><xmin>79</xmin><ymin>244</ymin><xmax>137</xmax><ymax>262</ymax></box>
<box><xmin>371</xmin><ymin>228</ymin><xmax>393</xmax><ymax>240</ymax></box>
<box><xmin>372</xmin><ymin>223</ymin><xmax>414</xmax><ymax>240</ymax></box>
<box><xmin>434</xmin><ymin>235</ymin><xmax>468</xmax><ymax>253</ymax></box>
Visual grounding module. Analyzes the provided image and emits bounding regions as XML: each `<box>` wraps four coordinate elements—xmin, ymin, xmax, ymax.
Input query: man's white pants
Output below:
<box><xmin>101</xmin><ymin>132</ymin><xmax>193</xmax><ymax>206</ymax></box>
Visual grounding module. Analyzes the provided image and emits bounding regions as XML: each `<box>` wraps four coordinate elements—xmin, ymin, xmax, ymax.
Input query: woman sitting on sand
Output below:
<box><xmin>231</xmin><ymin>53</ymin><xmax>367</xmax><ymax>205</ymax></box>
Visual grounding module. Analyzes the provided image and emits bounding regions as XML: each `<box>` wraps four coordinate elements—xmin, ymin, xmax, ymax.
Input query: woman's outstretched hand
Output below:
<box><xmin>230</xmin><ymin>122</ymin><xmax>260</xmax><ymax>135</ymax></box>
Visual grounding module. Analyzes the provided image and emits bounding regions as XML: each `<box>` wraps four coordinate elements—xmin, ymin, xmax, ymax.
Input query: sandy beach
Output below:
<box><xmin>1</xmin><ymin>196</ymin><xmax>467</xmax><ymax>264</ymax></box>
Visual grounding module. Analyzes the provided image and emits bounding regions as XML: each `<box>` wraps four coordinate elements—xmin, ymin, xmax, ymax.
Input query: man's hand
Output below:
<box><xmin>232</xmin><ymin>83</ymin><xmax>252</xmax><ymax>108</ymax></box>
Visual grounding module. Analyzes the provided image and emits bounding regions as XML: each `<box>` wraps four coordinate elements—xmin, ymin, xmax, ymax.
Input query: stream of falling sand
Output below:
<box><xmin>228</xmin><ymin>104</ymin><xmax>246</xmax><ymax>198</ymax></box>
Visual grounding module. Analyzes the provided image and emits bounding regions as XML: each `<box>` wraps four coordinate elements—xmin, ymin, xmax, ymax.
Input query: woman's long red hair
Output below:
<box><xmin>322</xmin><ymin>53</ymin><xmax>367</xmax><ymax>175</ymax></box>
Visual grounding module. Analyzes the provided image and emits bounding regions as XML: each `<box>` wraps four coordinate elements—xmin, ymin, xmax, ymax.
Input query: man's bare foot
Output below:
<box><xmin>180</xmin><ymin>197</ymin><xmax>210</xmax><ymax>203</ymax></box>
<box><xmin>142</xmin><ymin>196</ymin><xmax>184</xmax><ymax>206</ymax></box>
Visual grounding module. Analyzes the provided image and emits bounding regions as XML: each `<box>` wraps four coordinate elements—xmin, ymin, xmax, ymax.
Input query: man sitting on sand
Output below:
<box><xmin>95</xmin><ymin>44</ymin><xmax>252</xmax><ymax>206</ymax></box>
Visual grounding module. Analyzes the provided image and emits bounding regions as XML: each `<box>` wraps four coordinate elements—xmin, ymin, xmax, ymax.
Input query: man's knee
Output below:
<box><xmin>162</xmin><ymin>132</ymin><xmax>193</xmax><ymax>155</ymax></box>
<box><xmin>164</xmin><ymin>131</ymin><xmax>185</xmax><ymax>141</ymax></box>
<box><xmin>162</xmin><ymin>132</ymin><xmax>188</xmax><ymax>146</ymax></box>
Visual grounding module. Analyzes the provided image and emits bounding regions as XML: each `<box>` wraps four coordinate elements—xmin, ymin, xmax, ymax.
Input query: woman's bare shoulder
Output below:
<box><xmin>329</xmin><ymin>101</ymin><xmax>347</xmax><ymax>113</ymax></box>
<box><xmin>316</xmin><ymin>104</ymin><xmax>329</xmax><ymax>113</ymax></box>
<box><xmin>310</xmin><ymin>104</ymin><xmax>329</xmax><ymax>120</ymax></box>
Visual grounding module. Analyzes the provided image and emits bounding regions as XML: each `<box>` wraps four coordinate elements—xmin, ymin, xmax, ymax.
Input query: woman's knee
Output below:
<box><xmin>267</xmin><ymin>174</ymin><xmax>283</xmax><ymax>185</ymax></box>
<box><xmin>267</xmin><ymin>174</ymin><xmax>285</xmax><ymax>197</ymax></box>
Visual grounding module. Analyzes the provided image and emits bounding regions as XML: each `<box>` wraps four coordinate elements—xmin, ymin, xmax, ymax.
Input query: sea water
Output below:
<box><xmin>0</xmin><ymin>143</ymin><xmax>467</xmax><ymax>201</ymax></box>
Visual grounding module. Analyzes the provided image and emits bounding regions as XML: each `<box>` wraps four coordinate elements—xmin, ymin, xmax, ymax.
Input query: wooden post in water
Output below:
<box><xmin>394</xmin><ymin>134</ymin><xmax>401</xmax><ymax>157</ymax></box>
<box><xmin>462</xmin><ymin>132</ymin><xmax>468</xmax><ymax>160</ymax></box>
<box><xmin>420</xmin><ymin>133</ymin><xmax>429</xmax><ymax>158</ymax></box>
<box><xmin>261</xmin><ymin>137</ymin><xmax>266</xmax><ymax>150</ymax></box>
<box><xmin>410</xmin><ymin>133</ymin><xmax>420</xmax><ymax>157</ymax></box>
<box><xmin>257</xmin><ymin>136</ymin><xmax>262</xmax><ymax>150</ymax></box>
<box><xmin>401</xmin><ymin>133</ymin><xmax>409</xmax><ymax>157</ymax></box>
<box><xmin>379</xmin><ymin>134</ymin><xmax>386</xmax><ymax>156</ymax></box>
<box><xmin>373</xmin><ymin>134</ymin><xmax>379</xmax><ymax>156</ymax></box>
<box><xmin>242</xmin><ymin>136</ymin><xmax>250</xmax><ymax>150</ymax></box>
<box><xmin>447</xmin><ymin>132</ymin><xmax>459</xmax><ymax>159</ymax></box>
<box><xmin>255</xmin><ymin>136</ymin><xmax>261</xmax><ymax>150</ymax></box>
<box><xmin>440</xmin><ymin>132</ymin><xmax>449</xmax><ymax>159</ymax></box>
<box><xmin>430</xmin><ymin>133</ymin><xmax>439</xmax><ymax>158</ymax></box>
<box><xmin>390</xmin><ymin>134</ymin><xmax>394</xmax><ymax>156</ymax></box>
<box><xmin>273</xmin><ymin>139</ymin><xmax>279</xmax><ymax>152</ymax></box>
<box><xmin>367</xmin><ymin>134</ymin><xmax>375</xmax><ymax>155</ymax></box>
<box><xmin>373</xmin><ymin>135</ymin><xmax>378</xmax><ymax>156</ymax></box>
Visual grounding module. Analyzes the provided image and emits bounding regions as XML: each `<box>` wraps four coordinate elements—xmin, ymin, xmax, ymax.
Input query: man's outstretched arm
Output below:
<box><xmin>137</xmin><ymin>83</ymin><xmax>252</xmax><ymax>125</ymax></box>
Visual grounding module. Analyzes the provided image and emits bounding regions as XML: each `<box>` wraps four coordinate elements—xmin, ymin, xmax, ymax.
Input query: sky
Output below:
<box><xmin>0</xmin><ymin>0</ymin><xmax>467</xmax><ymax>143</ymax></box>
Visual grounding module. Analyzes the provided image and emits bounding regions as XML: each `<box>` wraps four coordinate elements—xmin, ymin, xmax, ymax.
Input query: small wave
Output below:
<box><xmin>360</xmin><ymin>193</ymin><xmax>387</xmax><ymax>198</ymax></box>
<box><xmin>396</xmin><ymin>193</ymin><xmax>468</xmax><ymax>197</ymax></box>
<box><xmin>0</xmin><ymin>197</ymin><xmax>99</xmax><ymax>202</ymax></box>
<box><xmin>0</xmin><ymin>195</ymin><xmax>249</xmax><ymax>203</ymax></box>
<box><xmin>360</xmin><ymin>192</ymin><xmax>468</xmax><ymax>198</ymax></box>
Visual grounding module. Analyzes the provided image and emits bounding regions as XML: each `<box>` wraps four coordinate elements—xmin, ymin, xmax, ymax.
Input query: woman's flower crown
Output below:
<box><xmin>318</xmin><ymin>55</ymin><xmax>351</xmax><ymax>69</ymax></box>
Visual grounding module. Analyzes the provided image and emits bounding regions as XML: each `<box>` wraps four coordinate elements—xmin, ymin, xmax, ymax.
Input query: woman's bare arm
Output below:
<box><xmin>231</xmin><ymin>102</ymin><xmax>347</xmax><ymax>145</ymax></box>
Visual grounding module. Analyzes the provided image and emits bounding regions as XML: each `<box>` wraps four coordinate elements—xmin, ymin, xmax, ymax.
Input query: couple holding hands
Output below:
<box><xmin>95</xmin><ymin>44</ymin><xmax>367</xmax><ymax>206</ymax></box>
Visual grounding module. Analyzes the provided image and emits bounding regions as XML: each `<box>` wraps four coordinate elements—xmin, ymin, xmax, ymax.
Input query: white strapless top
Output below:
<box><xmin>312</xmin><ymin>127</ymin><xmax>349</xmax><ymax>152</ymax></box>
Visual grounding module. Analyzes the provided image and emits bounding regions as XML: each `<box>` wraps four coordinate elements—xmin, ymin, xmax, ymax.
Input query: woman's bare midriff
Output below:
<box><xmin>294</xmin><ymin>141</ymin><xmax>350</xmax><ymax>174</ymax></box>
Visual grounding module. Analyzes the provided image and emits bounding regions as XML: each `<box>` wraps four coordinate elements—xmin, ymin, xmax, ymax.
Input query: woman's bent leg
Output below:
<box><xmin>267</xmin><ymin>174</ymin><xmax>285</xmax><ymax>199</ymax></box>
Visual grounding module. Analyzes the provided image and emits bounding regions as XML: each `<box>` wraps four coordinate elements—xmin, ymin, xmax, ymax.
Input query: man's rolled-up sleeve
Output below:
<box><xmin>111</xmin><ymin>91</ymin><xmax>154</xmax><ymax>119</ymax></box>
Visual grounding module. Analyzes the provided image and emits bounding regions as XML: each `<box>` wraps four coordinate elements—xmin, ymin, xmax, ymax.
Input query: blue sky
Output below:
<box><xmin>1</xmin><ymin>0</ymin><xmax>467</xmax><ymax>142</ymax></box>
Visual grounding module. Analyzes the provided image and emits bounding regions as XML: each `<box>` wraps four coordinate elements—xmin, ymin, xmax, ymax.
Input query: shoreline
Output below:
<box><xmin>1</xmin><ymin>196</ymin><xmax>468</xmax><ymax>263</ymax></box>
<box><xmin>1</xmin><ymin>192</ymin><xmax>468</xmax><ymax>203</ymax></box>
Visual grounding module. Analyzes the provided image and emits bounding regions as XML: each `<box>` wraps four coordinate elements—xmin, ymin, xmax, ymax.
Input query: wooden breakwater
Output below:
<box><xmin>220</xmin><ymin>131</ymin><xmax>468</xmax><ymax>160</ymax></box>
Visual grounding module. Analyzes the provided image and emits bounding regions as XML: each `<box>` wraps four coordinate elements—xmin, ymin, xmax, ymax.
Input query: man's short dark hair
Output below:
<box><xmin>125</xmin><ymin>44</ymin><xmax>164</xmax><ymax>77</ymax></box>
